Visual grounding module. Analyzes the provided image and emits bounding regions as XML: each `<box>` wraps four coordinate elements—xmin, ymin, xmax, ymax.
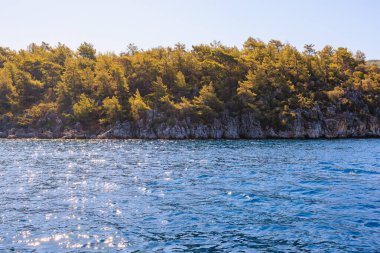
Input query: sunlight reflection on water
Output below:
<box><xmin>0</xmin><ymin>139</ymin><xmax>379</xmax><ymax>252</ymax></box>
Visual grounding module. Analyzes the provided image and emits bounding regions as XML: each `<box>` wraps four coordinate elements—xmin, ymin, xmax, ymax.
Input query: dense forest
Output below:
<box><xmin>0</xmin><ymin>38</ymin><xmax>379</xmax><ymax>138</ymax></box>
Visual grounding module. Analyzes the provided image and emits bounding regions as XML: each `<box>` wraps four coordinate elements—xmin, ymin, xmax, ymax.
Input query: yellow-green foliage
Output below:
<box><xmin>129</xmin><ymin>90</ymin><xmax>150</xmax><ymax>120</ymax></box>
<box><xmin>0</xmin><ymin>39</ymin><xmax>378</xmax><ymax>129</ymax></box>
<box><xmin>73</xmin><ymin>94</ymin><xmax>99</xmax><ymax>123</ymax></box>
<box><xmin>0</xmin><ymin>68</ymin><xmax>18</xmax><ymax>113</ymax></box>
<box><xmin>194</xmin><ymin>82</ymin><xmax>224</xmax><ymax>119</ymax></box>
<box><xmin>297</xmin><ymin>94</ymin><xmax>315</xmax><ymax>109</ymax></box>
<box><xmin>326</xmin><ymin>87</ymin><xmax>345</xmax><ymax>102</ymax></box>
<box><xmin>100</xmin><ymin>96</ymin><xmax>122</xmax><ymax>124</ymax></box>
<box><xmin>237</xmin><ymin>71</ymin><xmax>257</xmax><ymax>109</ymax></box>
<box><xmin>17</xmin><ymin>102</ymin><xmax>57</xmax><ymax>126</ymax></box>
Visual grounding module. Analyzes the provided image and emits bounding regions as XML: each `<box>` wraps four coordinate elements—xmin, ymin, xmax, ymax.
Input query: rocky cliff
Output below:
<box><xmin>1</xmin><ymin>107</ymin><xmax>379</xmax><ymax>139</ymax></box>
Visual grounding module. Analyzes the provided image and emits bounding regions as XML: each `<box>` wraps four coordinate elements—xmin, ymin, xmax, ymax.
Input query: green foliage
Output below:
<box><xmin>194</xmin><ymin>82</ymin><xmax>224</xmax><ymax>119</ymax></box>
<box><xmin>237</xmin><ymin>71</ymin><xmax>257</xmax><ymax>109</ymax></box>
<box><xmin>147</xmin><ymin>77</ymin><xmax>168</xmax><ymax>104</ymax></box>
<box><xmin>78</xmin><ymin>42</ymin><xmax>96</xmax><ymax>60</ymax></box>
<box><xmin>326</xmin><ymin>87</ymin><xmax>345</xmax><ymax>102</ymax></box>
<box><xmin>172</xmin><ymin>71</ymin><xmax>192</xmax><ymax>99</ymax></box>
<box><xmin>100</xmin><ymin>96</ymin><xmax>123</xmax><ymax>124</ymax></box>
<box><xmin>175</xmin><ymin>97</ymin><xmax>196</xmax><ymax>118</ymax></box>
<box><xmin>94</xmin><ymin>55</ymin><xmax>129</xmax><ymax>100</ymax></box>
<box><xmin>0</xmin><ymin>68</ymin><xmax>18</xmax><ymax>113</ymax></box>
<box><xmin>0</xmin><ymin>40</ymin><xmax>379</xmax><ymax>130</ymax></box>
<box><xmin>17</xmin><ymin>102</ymin><xmax>57</xmax><ymax>127</ymax></box>
<box><xmin>5</xmin><ymin>62</ymin><xmax>43</xmax><ymax>107</ymax></box>
<box><xmin>73</xmin><ymin>94</ymin><xmax>99</xmax><ymax>123</ymax></box>
<box><xmin>129</xmin><ymin>90</ymin><xmax>150</xmax><ymax>120</ymax></box>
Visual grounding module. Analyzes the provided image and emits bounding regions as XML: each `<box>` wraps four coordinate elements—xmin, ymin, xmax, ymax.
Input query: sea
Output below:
<box><xmin>0</xmin><ymin>139</ymin><xmax>379</xmax><ymax>252</ymax></box>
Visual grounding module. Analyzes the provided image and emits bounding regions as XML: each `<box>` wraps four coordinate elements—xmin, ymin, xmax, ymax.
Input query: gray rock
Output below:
<box><xmin>3</xmin><ymin>105</ymin><xmax>380</xmax><ymax>139</ymax></box>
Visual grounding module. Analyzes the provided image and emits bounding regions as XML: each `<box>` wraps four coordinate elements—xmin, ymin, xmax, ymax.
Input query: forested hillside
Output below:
<box><xmin>0</xmin><ymin>38</ymin><xmax>379</xmax><ymax>138</ymax></box>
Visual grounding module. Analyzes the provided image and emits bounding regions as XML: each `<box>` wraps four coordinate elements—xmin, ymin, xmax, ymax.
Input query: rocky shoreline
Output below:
<box><xmin>1</xmin><ymin>109</ymin><xmax>379</xmax><ymax>139</ymax></box>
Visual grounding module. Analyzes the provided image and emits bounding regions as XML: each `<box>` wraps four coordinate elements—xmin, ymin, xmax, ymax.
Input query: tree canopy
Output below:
<box><xmin>0</xmin><ymin>39</ymin><xmax>379</xmax><ymax>130</ymax></box>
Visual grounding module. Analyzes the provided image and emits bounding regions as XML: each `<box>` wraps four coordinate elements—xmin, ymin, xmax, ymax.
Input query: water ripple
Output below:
<box><xmin>0</xmin><ymin>139</ymin><xmax>379</xmax><ymax>252</ymax></box>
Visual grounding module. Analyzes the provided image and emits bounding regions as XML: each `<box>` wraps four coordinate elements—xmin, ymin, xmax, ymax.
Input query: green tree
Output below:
<box><xmin>56</xmin><ymin>59</ymin><xmax>84</xmax><ymax>110</ymax></box>
<box><xmin>0</xmin><ymin>69</ymin><xmax>18</xmax><ymax>113</ymax></box>
<box><xmin>129</xmin><ymin>89</ymin><xmax>150</xmax><ymax>120</ymax></box>
<box><xmin>94</xmin><ymin>55</ymin><xmax>129</xmax><ymax>100</ymax></box>
<box><xmin>78</xmin><ymin>42</ymin><xmax>96</xmax><ymax>60</ymax></box>
<box><xmin>237</xmin><ymin>71</ymin><xmax>257</xmax><ymax>109</ymax></box>
<box><xmin>173</xmin><ymin>71</ymin><xmax>191</xmax><ymax>98</ymax></box>
<box><xmin>5</xmin><ymin>62</ymin><xmax>43</xmax><ymax>107</ymax></box>
<box><xmin>73</xmin><ymin>94</ymin><xmax>99</xmax><ymax>123</ymax></box>
<box><xmin>147</xmin><ymin>76</ymin><xmax>169</xmax><ymax>104</ymax></box>
<box><xmin>0</xmin><ymin>39</ymin><xmax>378</xmax><ymax>133</ymax></box>
<box><xmin>193</xmin><ymin>82</ymin><xmax>223</xmax><ymax>119</ymax></box>
<box><xmin>100</xmin><ymin>96</ymin><xmax>123</xmax><ymax>124</ymax></box>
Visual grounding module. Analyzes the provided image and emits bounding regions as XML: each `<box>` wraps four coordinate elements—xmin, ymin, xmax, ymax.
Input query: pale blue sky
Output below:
<box><xmin>2</xmin><ymin>0</ymin><xmax>379</xmax><ymax>59</ymax></box>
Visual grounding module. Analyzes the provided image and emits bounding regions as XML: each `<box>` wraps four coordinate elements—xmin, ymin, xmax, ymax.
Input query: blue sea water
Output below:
<box><xmin>0</xmin><ymin>139</ymin><xmax>379</xmax><ymax>252</ymax></box>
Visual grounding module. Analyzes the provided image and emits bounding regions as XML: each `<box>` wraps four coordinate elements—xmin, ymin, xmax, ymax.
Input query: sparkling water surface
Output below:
<box><xmin>0</xmin><ymin>139</ymin><xmax>379</xmax><ymax>252</ymax></box>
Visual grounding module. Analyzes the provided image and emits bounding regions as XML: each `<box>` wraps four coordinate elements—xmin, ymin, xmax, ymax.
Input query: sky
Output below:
<box><xmin>2</xmin><ymin>0</ymin><xmax>380</xmax><ymax>59</ymax></box>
